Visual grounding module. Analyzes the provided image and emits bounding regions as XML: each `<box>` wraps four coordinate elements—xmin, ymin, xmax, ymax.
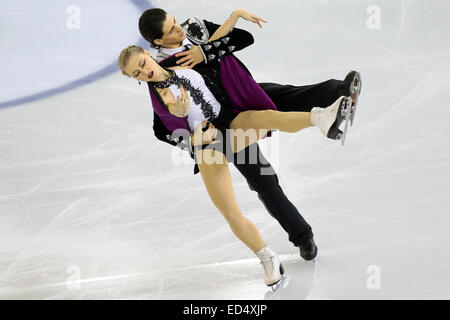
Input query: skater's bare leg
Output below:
<box><xmin>197</xmin><ymin>149</ymin><xmax>265</xmax><ymax>253</ymax></box>
<box><xmin>229</xmin><ymin>110</ymin><xmax>313</xmax><ymax>153</ymax></box>
<box><xmin>231</xmin><ymin>110</ymin><xmax>312</xmax><ymax>133</ymax></box>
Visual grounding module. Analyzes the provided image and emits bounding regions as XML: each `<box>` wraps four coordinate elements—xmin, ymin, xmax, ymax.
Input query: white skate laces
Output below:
<box><xmin>255</xmin><ymin>246</ymin><xmax>282</xmax><ymax>286</ymax></box>
<box><xmin>310</xmin><ymin>96</ymin><xmax>345</xmax><ymax>137</ymax></box>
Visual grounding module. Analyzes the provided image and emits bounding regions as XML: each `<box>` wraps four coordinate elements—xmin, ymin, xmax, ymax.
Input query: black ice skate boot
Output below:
<box><xmin>339</xmin><ymin>70</ymin><xmax>362</xmax><ymax>127</ymax></box>
<box><xmin>298</xmin><ymin>237</ymin><xmax>318</xmax><ymax>262</ymax></box>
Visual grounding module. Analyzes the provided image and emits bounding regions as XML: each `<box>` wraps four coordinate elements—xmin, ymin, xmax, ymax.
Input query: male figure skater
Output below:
<box><xmin>138</xmin><ymin>8</ymin><xmax>362</xmax><ymax>262</ymax></box>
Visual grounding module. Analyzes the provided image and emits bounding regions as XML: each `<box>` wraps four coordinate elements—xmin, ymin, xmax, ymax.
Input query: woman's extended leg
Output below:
<box><xmin>229</xmin><ymin>109</ymin><xmax>313</xmax><ymax>153</ymax></box>
<box><xmin>229</xmin><ymin>94</ymin><xmax>348</xmax><ymax>153</ymax></box>
<box><xmin>197</xmin><ymin>148</ymin><xmax>285</xmax><ymax>286</ymax></box>
<box><xmin>196</xmin><ymin>149</ymin><xmax>265</xmax><ymax>253</ymax></box>
<box><xmin>231</xmin><ymin>110</ymin><xmax>313</xmax><ymax>133</ymax></box>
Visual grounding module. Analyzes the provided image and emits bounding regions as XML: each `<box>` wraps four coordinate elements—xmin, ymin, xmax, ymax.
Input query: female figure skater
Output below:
<box><xmin>117</xmin><ymin>43</ymin><xmax>351</xmax><ymax>287</ymax></box>
<box><xmin>138</xmin><ymin>7</ymin><xmax>361</xmax><ymax>262</ymax></box>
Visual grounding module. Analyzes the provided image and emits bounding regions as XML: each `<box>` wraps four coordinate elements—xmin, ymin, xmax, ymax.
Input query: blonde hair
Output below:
<box><xmin>117</xmin><ymin>45</ymin><xmax>145</xmax><ymax>76</ymax></box>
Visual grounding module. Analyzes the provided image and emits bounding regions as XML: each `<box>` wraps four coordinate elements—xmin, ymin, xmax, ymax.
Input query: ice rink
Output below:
<box><xmin>1</xmin><ymin>0</ymin><xmax>449</xmax><ymax>299</ymax></box>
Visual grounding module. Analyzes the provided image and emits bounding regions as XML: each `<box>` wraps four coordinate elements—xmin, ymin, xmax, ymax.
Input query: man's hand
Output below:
<box><xmin>175</xmin><ymin>45</ymin><xmax>205</xmax><ymax>68</ymax></box>
<box><xmin>191</xmin><ymin>120</ymin><xmax>221</xmax><ymax>147</ymax></box>
<box><xmin>167</xmin><ymin>85</ymin><xmax>190</xmax><ymax>117</ymax></box>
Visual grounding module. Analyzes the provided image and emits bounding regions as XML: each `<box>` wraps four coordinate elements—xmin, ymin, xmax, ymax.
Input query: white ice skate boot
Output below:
<box><xmin>310</xmin><ymin>95</ymin><xmax>352</xmax><ymax>145</ymax></box>
<box><xmin>255</xmin><ymin>246</ymin><xmax>285</xmax><ymax>287</ymax></box>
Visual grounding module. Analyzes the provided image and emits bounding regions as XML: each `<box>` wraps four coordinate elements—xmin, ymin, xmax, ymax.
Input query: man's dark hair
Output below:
<box><xmin>139</xmin><ymin>8</ymin><xmax>167</xmax><ymax>46</ymax></box>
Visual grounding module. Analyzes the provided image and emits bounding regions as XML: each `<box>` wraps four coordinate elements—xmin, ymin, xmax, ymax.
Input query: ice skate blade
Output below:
<box><xmin>264</xmin><ymin>275</ymin><xmax>290</xmax><ymax>299</ymax></box>
<box><xmin>340</xmin><ymin>97</ymin><xmax>352</xmax><ymax>147</ymax></box>
<box><xmin>349</xmin><ymin>72</ymin><xmax>362</xmax><ymax>127</ymax></box>
<box><xmin>269</xmin><ymin>275</ymin><xmax>290</xmax><ymax>291</ymax></box>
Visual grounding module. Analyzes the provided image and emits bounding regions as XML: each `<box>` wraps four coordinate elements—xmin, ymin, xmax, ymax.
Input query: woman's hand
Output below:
<box><xmin>191</xmin><ymin>120</ymin><xmax>222</xmax><ymax>147</ymax></box>
<box><xmin>168</xmin><ymin>86</ymin><xmax>190</xmax><ymax>118</ymax></box>
<box><xmin>236</xmin><ymin>9</ymin><xmax>267</xmax><ymax>28</ymax></box>
<box><xmin>207</xmin><ymin>9</ymin><xmax>267</xmax><ymax>43</ymax></box>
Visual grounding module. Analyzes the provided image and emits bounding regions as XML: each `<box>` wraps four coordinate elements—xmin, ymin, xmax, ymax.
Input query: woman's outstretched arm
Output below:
<box><xmin>207</xmin><ymin>9</ymin><xmax>267</xmax><ymax>43</ymax></box>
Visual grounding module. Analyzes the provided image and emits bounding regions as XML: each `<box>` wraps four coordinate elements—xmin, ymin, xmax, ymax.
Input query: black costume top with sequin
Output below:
<box><xmin>149</xmin><ymin>18</ymin><xmax>255</xmax><ymax>175</ymax></box>
<box><xmin>154</xmin><ymin>69</ymin><xmax>222</xmax><ymax>132</ymax></box>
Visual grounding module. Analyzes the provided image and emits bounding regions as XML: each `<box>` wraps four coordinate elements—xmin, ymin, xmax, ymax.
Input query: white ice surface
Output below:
<box><xmin>0</xmin><ymin>0</ymin><xmax>143</xmax><ymax>103</ymax></box>
<box><xmin>0</xmin><ymin>0</ymin><xmax>449</xmax><ymax>299</ymax></box>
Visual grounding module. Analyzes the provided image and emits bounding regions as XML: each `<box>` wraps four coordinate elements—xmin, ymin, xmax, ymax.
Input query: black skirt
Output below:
<box><xmin>193</xmin><ymin>103</ymin><xmax>240</xmax><ymax>164</ymax></box>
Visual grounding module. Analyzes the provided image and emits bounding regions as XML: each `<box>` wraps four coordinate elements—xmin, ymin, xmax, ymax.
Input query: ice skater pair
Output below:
<box><xmin>117</xmin><ymin>8</ymin><xmax>362</xmax><ymax>288</ymax></box>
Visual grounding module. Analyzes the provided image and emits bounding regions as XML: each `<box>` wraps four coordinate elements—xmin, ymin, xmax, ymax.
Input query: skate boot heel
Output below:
<box><xmin>256</xmin><ymin>246</ymin><xmax>283</xmax><ymax>287</ymax></box>
<box><xmin>325</xmin><ymin>96</ymin><xmax>351</xmax><ymax>146</ymax></box>
<box><xmin>327</xmin><ymin>126</ymin><xmax>344</xmax><ymax>141</ymax></box>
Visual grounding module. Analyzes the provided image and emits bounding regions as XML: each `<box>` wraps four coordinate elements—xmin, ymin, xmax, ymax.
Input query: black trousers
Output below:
<box><xmin>231</xmin><ymin>78</ymin><xmax>344</xmax><ymax>247</ymax></box>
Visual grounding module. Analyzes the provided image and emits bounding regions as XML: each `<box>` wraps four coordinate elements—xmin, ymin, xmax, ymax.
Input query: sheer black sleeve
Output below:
<box><xmin>199</xmin><ymin>19</ymin><xmax>254</xmax><ymax>64</ymax></box>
